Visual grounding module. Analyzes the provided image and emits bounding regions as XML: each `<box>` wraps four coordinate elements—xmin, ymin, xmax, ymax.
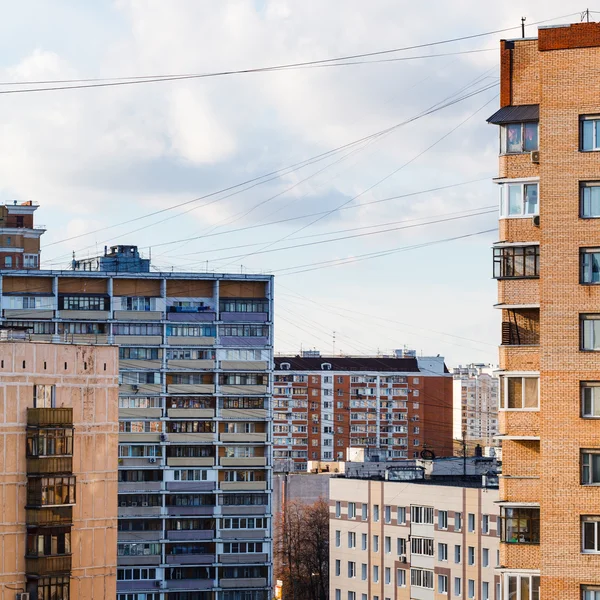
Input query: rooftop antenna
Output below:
<box><xmin>521</xmin><ymin>16</ymin><xmax>526</xmax><ymax>38</ymax></box>
<box><xmin>582</xmin><ymin>8</ymin><xmax>590</xmax><ymax>22</ymax></box>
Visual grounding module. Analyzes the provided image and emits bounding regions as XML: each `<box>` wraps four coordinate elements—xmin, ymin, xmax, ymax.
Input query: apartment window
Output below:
<box><xmin>397</xmin><ymin>537</ymin><xmax>406</xmax><ymax>555</ymax></box>
<box><xmin>581</xmin><ymin>314</ymin><xmax>600</xmax><ymax>350</ymax></box>
<box><xmin>33</xmin><ymin>384</ymin><xmax>56</xmax><ymax>408</ymax></box>
<box><xmin>348</xmin><ymin>532</ymin><xmax>356</xmax><ymax>548</ymax></box>
<box><xmin>581</xmin><ymin>181</ymin><xmax>600</xmax><ymax>217</ymax></box>
<box><xmin>411</xmin><ymin>505</ymin><xmax>434</xmax><ymax>524</ymax></box>
<box><xmin>501</xmin><ymin>376</ymin><xmax>539</xmax><ymax>409</ymax></box>
<box><xmin>583</xmin><ymin>516</ymin><xmax>600</xmax><ymax>553</ymax></box>
<box><xmin>468</xmin><ymin>546</ymin><xmax>475</xmax><ymax>565</ymax></box>
<box><xmin>348</xmin><ymin>561</ymin><xmax>356</xmax><ymax>578</ymax></box>
<box><xmin>582</xmin><ymin>382</ymin><xmax>600</xmax><ymax>417</ymax></box>
<box><xmin>4</xmin><ymin>256</ymin><xmax>12</xmax><ymax>267</ymax></box>
<box><xmin>498</xmin><ymin>181</ymin><xmax>539</xmax><ymax>217</ymax></box>
<box><xmin>501</xmin><ymin>122</ymin><xmax>538</xmax><ymax>153</ymax></box>
<box><xmin>581</xmin><ymin>115</ymin><xmax>600</xmax><ymax>151</ymax></box>
<box><xmin>335</xmin><ymin>530</ymin><xmax>340</xmax><ymax>547</ymax></box>
<box><xmin>373</xmin><ymin>535</ymin><xmax>379</xmax><ymax>552</ymax></box>
<box><xmin>493</xmin><ymin>245</ymin><xmax>539</xmax><ymax>278</ymax></box>
<box><xmin>385</xmin><ymin>505</ymin><xmax>391</xmax><ymax>523</ymax></box>
<box><xmin>454</xmin><ymin>545</ymin><xmax>461</xmax><ymax>564</ymax></box>
<box><xmin>26</xmin><ymin>529</ymin><xmax>71</xmax><ymax>557</ymax></box>
<box><xmin>438</xmin><ymin>510</ymin><xmax>448</xmax><ymax>529</ymax></box>
<box><xmin>500</xmin><ymin>507</ymin><xmax>540</xmax><ymax>544</ymax></box>
<box><xmin>361</xmin><ymin>533</ymin><xmax>367</xmax><ymax>550</ymax></box>
<box><xmin>410</xmin><ymin>568</ymin><xmax>434</xmax><ymax>590</ymax></box>
<box><xmin>582</xmin><ymin>451</ymin><xmax>600</xmax><ymax>485</ymax></box>
<box><xmin>455</xmin><ymin>512</ymin><xmax>462</xmax><ymax>531</ymax></box>
<box><xmin>468</xmin><ymin>513</ymin><xmax>475</xmax><ymax>532</ymax></box>
<box><xmin>335</xmin><ymin>591</ymin><xmax>341</xmax><ymax>600</ymax></box>
<box><xmin>220</xmin><ymin>298</ymin><xmax>268</xmax><ymax>313</ymax></box>
<box><xmin>411</xmin><ymin>537</ymin><xmax>434</xmax><ymax>556</ymax></box>
<box><xmin>385</xmin><ymin>567</ymin><xmax>391</xmax><ymax>585</ymax></box>
<box><xmin>581</xmin><ymin>248</ymin><xmax>600</xmax><ymax>284</ymax></box>
<box><xmin>348</xmin><ymin>502</ymin><xmax>356</xmax><ymax>519</ymax></box>
<box><xmin>361</xmin><ymin>503</ymin><xmax>368</xmax><ymax>520</ymax></box>
<box><xmin>27</xmin><ymin>429</ymin><xmax>73</xmax><ymax>457</ymax></box>
<box><xmin>482</xmin><ymin>547</ymin><xmax>489</xmax><ymax>567</ymax></box>
<box><xmin>438</xmin><ymin>574</ymin><xmax>448</xmax><ymax>594</ymax></box>
<box><xmin>438</xmin><ymin>542</ymin><xmax>448</xmax><ymax>561</ymax></box>
<box><xmin>373</xmin><ymin>504</ymin><xmax>380</xmax><ymax>522</ymax></box>
<box><xmin>361</xmin><ymin>563</ymin><xmax>367</xmax><ymax>581</ymax></box>
<box><xmin>384</xmin><ymin>536</ymin><xmax>391</xmax><ymax>554</ymax></box>
<box><xmin>583</xmin><ymin>587</ymin><xmax>600</xmax><ymax>600</ymax></box>
<box><xmin>455</xmin><ymin>577</ymin><xmax>462</xmax><ymax>597</ymax></box>
<box><xmin>348</xmin><ymin>593</ymin><xmax>355</xmax><ymax>600</ymax></box>
<box><xmin>397</xmin><ymin>569</ymin><xmax>406</xmax><ymax>587</ymax></box>
<box><xmin>37</xmin><ymin>578</ymin><xmax>69</xmax><ymax>600</ymax></box>
<box><xmin>398</xmin><ymin>506</ymin><xmax>406</xmax><ymax>523</ymax></box>
<box><xmin>373</xmin><ymin>565</ymin><xmax>379</xmax><ymax>583</ymax></box>
<box><xmin>335</xmin><ymin>501</ymin><xmax>341</xmax><ymax>518</ymax></box>
<box><xmin>504</xmin><ymin>574</ymin><xmax>540</xmax><ymax>599</ymax></box>
<box><xmin>482</xmin><ymin>582</ymin><xmax>489</xmax><ymax>600</ymax></box>
<box><xmin>468</xmin><ymin>579</ymin><xmax>475</xmax><ymax>599</ymax></box>
<box><xmin>23</xmin><ymin>254</ymin><xmax>38</xmax><ymax>268</ymax></box>
<box><xmin>482</xmin><ymin>514</ymin><xmax>489</xmax><ymax>534</ymax></box>
<box><xmin>335</xmin><ymin>560</ymin><xmax>340</xmax><ymax>576</ymax></box>
<box><xmin>59</xmin><ymin>294</ymin><xmax>108</xmax><ymax>310</ymax></box>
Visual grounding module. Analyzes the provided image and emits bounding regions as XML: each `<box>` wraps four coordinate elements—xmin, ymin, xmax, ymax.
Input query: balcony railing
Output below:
<box><xmin>27</xmin><ymin>457</ymin><xmax>73</xmax><ymax>475</ymax></box>
<box><xmin>26</xmin><ymin>507</ymin><xmax>73</xmax><ymax>527</ymax></box>
<box><xmin>27</xmin><ymin>408</ymin><xmax>73</xmax><ymax>427</ymax></box>
<box><xmin>25</xmin><ymin>554</ymin><xmax>72</xmax><ymax>576</ymax></box>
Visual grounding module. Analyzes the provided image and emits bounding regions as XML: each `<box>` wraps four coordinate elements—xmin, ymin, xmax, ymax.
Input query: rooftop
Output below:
<box><xmin>275</xmin><ymin>355</ymin><xmax>449</xmax><ymax>373</ymax></box>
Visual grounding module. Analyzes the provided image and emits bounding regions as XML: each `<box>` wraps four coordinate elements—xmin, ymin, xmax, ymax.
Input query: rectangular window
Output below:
<box><xmin>373</xmin><ymin>504</ymin><xmax>379</xmax><ymax>522</ymax></box>
<box><xmin>501</xmin><ymin>376</ymin><xmax>539</xmax><ymax>409</ymax></box>
<box><xmin>373</xmin><ymin>535</ymin><xmax>379</xmax><ymax>552</ymax></box>
<box><xmin>348</xmin><ymin>532</ymin><xmax>356</xmax><ymax>548</ymax></box>
<box><xmin>468</xmin><ymin>546</ymin><xmax>475</xmax><ymax>565</ymax></box>
<box><xmin>348</xmin><ymin>502</ymin><xmax>356</xmax><ymax>519</ymax></box>
<box><xmin>455</xmin><ymin>577</ymin><xmax>462</xmax><ymax>597</ymax></box>
<box><xmin>581</xmin><ymin>314</ymin><xmax>600</xmax><ymax>350</ymax></box>
<box><xmin>335</xmin><ymin>530</ymin><xmax>340</xmax><ymax>547</ymax></box>
<box><xmin>583</xmin><ymin>587</ymin><xmax>600</xmax><ymax>600</ymax></box>
<box><xmin>454</xmin><ymin>545</ymin><xmax>461</xmax><ymax>564</ymax></box>
<box><xmin>582</xmin><ymin>382</ymin><xmax>600</xmax><ymax>417</ymax></box>
<box><xmin>361</xmin><ymin>563</ymin><xmax>367</xmax><ymax>581</ymax></box>
<box><xmin>335</xmin><ymin>501</ymin><xmax>341</xmax><ymax>518</ymax></box>
<box><xmin>499</xmin><ymin>181</ymin><xmax>539</xmax><ymax>217</ymax></box>
<box><xmin>482</xmin><ymin>581</ymin><xmax>489</xmax><ymax>600</ymax></box>
<box><xmin>410</xmin><ymin>505</ymin><xmax>434</xmax><ymax>524</ymax></box>
<box><xmin>582</xmin><ymin>451</ymin><xmax>600</xmax><ymax>485</ymax></box>
<box><xmin>468</xmin><ymin>579</ymin><xmax>475</xmax><ymax>599</ymax></box>
<box><xmin>438</xmin><ymin>510</ymin><xmax>448</xmax><ymax>529</ymax></box>
<box><xmin>581</xmin><ymin>181</ymin><xmax>600</xmax><ymax>217</ymax></box>
<box><xmin>500</xmin><ymin>506</ymin><xmax>540</xmax><ymax>544</ymax></box>
<box><xmin>385</xmin><ymin>505</ymin><xmax>391</xmax><ymax>523</ymax></box>
<box><xmin>583</xmin><ymin>516</ymin><xmax>600</xmax><ymax>553</ymax></box>
<box><xmin>411</xmin><ymin>537</ymin><xmax>434</xmax><ymax>556</ymax></box>
<box><xmin>348</xmin><ymin>593</ymin><xmax>355</xmax><ymax>600</ymax></box>
<box><xmin>335</xmin><ymin>591</ymin><xmax>341</xmax><ymax>600</ymax></box>
<box><xmin>493</xmin><ymin>245</ymin><xmax>539</xmax><ymax>278</ymax></box>
<box><xmin>581</xmin><ymin>248</ymin><xmax>600</xmax><ymax>284</ymax></box>
<box><xmin>397</xmin><ymin>569</ymin><xmax>406</xmax><ymax>586</ymax></box>
<box><xmin>581</xmin><ymin>115</ymin><xmax>600</xmax><ymax>151</ymax></box>
<box><xmin>410</xmin><ymin>568</ymin><xmax>434</xmax><ymax>589</ymax></box>
<box><xmin>504</xmin><ymin>574</ymin><xmax>540</xmax><ymax>599</ymax></box>
<box><xmin>347</xmin><ymin>561</ymin><xmax>355</xmax><ymax>578</ymax></box>
<box><xmin>361</xmin><ymin>533</ymin><xmax>367</xmax><ymax>550</ymax></box>
<box><xmin>373</xmin><ymin>565</ymin><xmax>379</xmax><ymax>583</ymax></box>
<box><xmin>438</xmin><ymin>542</ymin><xmax>448</xmax><ymax>561</ymax></box>
<box><xmin>361</xmin><ymin>503</ymin><xmax>368</xmax><ymax>520</ymax></box>
<box><xmin>397</xmin><ymin>537</ymin><xmax>406</xmax><ymax>555</ymax></box>
<box><xmin>468</xmin><ymin>513</ymin><xmax>475</xmax><ymax>533</ymax></box>
<box><xmin>482</xmin><ymin>547</ymin><xmax>489</xmax><ymax>567</ymax></box>
<box><xmin>482</xmin><ymin>514</ymin><xmax>489</xmax><ymax>534</ymax></box>
<box><xmin>384</xmin><ymin>536</ymin><xmax>391</xmax><ymax>554</ymax></box>
<box><xmin>385</xmin><ymin>567</ymin><xmax>391</xmax><ymax>585</ymax></box>
<box><xmin>397</xmin><ymin>506</ymin><xmax>406</xmax><ymax>523</ymax></box>
<box><xmin>501</xmin><ymin>122</ymin><xmax>538</xmax><ymax>153</ymax></box>
<box><xmin>438</xmin><ymin>574</ymin><xmax>448</xmax><ymax>594</ymax></box>
<box><xmin>33</xmin><ymin>384</ymin><xmax>56</xmax><ymax>408</ymax></box>
<box><xmin>335</xmin><ymin>560</ymin><xmax>340</xmax><ymax>576</ymax></box>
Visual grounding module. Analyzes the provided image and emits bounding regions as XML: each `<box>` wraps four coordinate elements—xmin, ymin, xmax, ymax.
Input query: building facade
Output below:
<box><xmin>452</xmin><ymin>364</ymin><xmax>499</xmax><ymax>445</ymax></box>
<box><xmin>0</xmin><ymin>259</ymin><xmax>273</xmax><ymax>600</ymax></box>
<box><xmin>273</xmin><ymin>355</ymin><xmax>453</xmax><ymax>472</ymax></box>
<box><xmin>0</xmin><ymin>334</ymin><xmax>119</xmax><ymax>600</ymax></box>
<box><xmin>0</xmin><ymin>201</ymin><xmax>44</xmax><ymax>271</ymax></box>
<box><xmin>488</xmin><ymin>22</ymin><xmax>600</xmax><ymax>599</ymax></box>
<box><xmin>329</xmin><ymin>460</ymin><xmax>500</xmax><ymax>600</ymax></box>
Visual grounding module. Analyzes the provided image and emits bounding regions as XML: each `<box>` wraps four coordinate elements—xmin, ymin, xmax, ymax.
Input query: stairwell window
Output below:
<box><xmin>581</xmin><ymin>314</ymin><xmax>600</xmax><ymax>350</ymax></box>
<box><xmin>498</xmin><ymin>181</ymin><xmax>539</xmax><ymax>217</ymax></box>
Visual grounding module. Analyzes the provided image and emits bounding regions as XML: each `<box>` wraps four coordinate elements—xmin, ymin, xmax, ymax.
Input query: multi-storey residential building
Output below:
<box><xmin>452</xmin><ymin>364</ymin><xmax>499</xmax><ymax>445</ymax></box>
<box><xmin>487</xmin><ymin>21</ymin><xmax>600</xmax><ymax>599</ymax></box>
<box><xmin>273</xmin><ymin>354</ymin><xmax>453</xmax><ymax>472</ymax></box>
<box><xmin>0</xmin><ymin>331</ymin><xmax>119</xmax><ymax>599</ymax></box>
<box><xmin>0</xmin><ymin>201</ymin><xmax>44</xmax><ymax>270</ymax></box>
<box><xmin>329</xmin><ymin>458</ymin><xmax>500</xmax><ymax>600</ymax></box>
<box><xmin>0</xmin><ymin>242</ymin><xmax>274</xmax><ymax>600</ymax></box>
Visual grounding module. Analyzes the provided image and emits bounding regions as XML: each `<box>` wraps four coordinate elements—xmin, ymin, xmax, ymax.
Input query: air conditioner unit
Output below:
<box><xmin>131</xmin><ymin>384</ymin><xmax>139</xmax><ymax>391</ymax></box>
<box><xmin>530</xmin><ymin>150</ymin><xmax>540</xmax><ymax>163</ymax></box>
<box><xmin>400</xmin><ymin>554</ymin><xmax>407</xmax><ymax>563</ymax></box>
<box><xmin>154</xmin><ymin>580</ymin><xmax>167</xmax><ymax>588</ymax></box>
<box><xmin>148</xmin><ymin>457</ymin><xmax>157</xmax><ymax>463</ymax></box>
<box><xmin>160</xmin><ymin>434</ymin><xmax>168</xmax><ymax>442</ymax></box>
<box><xmin>131</xmin><ymin>502</ymin><xmax>138</xmax><ymax>507</ymax></box>
<box><xmin>532</xmin><ymin>215</ymin><xmax>540</xmax><ymax>227</ymax></box>
<box><xmin>17</xmin><ymin>594</ymin><xmax>30</xmax><ymax>600</ymax></box>
<box><xmin>142</xmin><ymin>502</ymin><xmax>149</xmax><ymax>507</ymax></box>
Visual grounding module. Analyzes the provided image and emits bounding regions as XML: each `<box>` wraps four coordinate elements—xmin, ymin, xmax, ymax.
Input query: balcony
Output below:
<box><xmin>501</xmin><ymin>308</ymin><xmax>539</xmax><ymax>346</ymax></box>
<box><xmin>220</xmin><ymin>577</ymin><xmax>267</xmax><ymax>588</ymax></box>
<box><xmin>166</xmin><ymin>530</ymin><xmax>214</xmax><ymax>541</ymax></box>
<box><xmin>26</xmin><ymin>506</ymin><xmax>73</xmax><ymax>527</ymax></box>
<box><xmin>27</xmin><ymin>408</ymin><xmax>73</xmax><ymax>427</ymax></box>
<box><xmin>27</xmin><ymin>457</ymin><xmax>73</xmax><ymax>475</ymax></box>
<box><xmin>26</xmin><ymin>554</ymin><xmax>72</xmax><ymax>575</ymax></box>
<box><xmin>165</xmin><ymin>553</ymin><xmax>215</xmax><ymax>565</ymax></box>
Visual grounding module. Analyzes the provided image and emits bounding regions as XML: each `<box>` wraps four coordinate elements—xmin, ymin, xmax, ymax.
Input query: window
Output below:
<box><xmin>118</xmin><ymin>543</ymin><xmax>161</xmax><ymax>556</ymax></box>
<box><xmin>362</xmin><ymin>503</ymin><xmax>368</xmax><ymax>520</ymax></box>
<box><xmin>498</xmin><ymin>181</ymin><xmax>539</xmax><ymax>217</ymax></box>
<box><xmin>397</xmin><ymin>569</ymin><xmax>406</xmax><ymax>587</ymax></box>
<box><xmin>581</xmin><ymin>314</ymin><xmax>600</xmax><ymax>350</ymax></box>
<box><xmin>455</xmin><ymin>512</ymin><xmax>462</xmax><ymax>531</ymax></box>
<box><xmin>482</xmin><ymin>547</ymin><xmax>489</xmax><ymax>567</ymax></box>
<box><xmin>582</xmin><ymin>451</ymin><xmax>600</xmax><ymax>485</ymax></box>
<box><xmin>372</xmin><ymin>565</ymin><xmax>378</xmax><ymax>583</ymax></box>
<box><xmin>23</xmin><ymin>254</ymin><xmax>38</xmax><ymax>268</ymax></box>
<box><xmin>493</xmin><ymin>245</ymin><xmax>539</xmax><ymax>278</ymax></box>
<box><xmin>4</xmin><ymin>256</ymin><xmax>12</xmax><ymax>267</ymax></box>
<box><xmin>501</xmin><ymin>122</ymin><xmax>538</xmax><ymax>153</ymax></box>
<box><xmin>455</xmin><ymin>577</ymin><xmax>462</xmax><ymax>597</ymax></box>
<box><xmin>438</xmin><ymin>510</ymin><xmax>448</xmax><ymax>529</ymax></box>
<box><xmin>468</xmin><ymin>513</ymin><xmax>475</xmax><ymax>532</ymax></box>
<box><xmin>410</xmin><ymin>568</ymin><xmax>434</xmax><ymax>589</ymax></box>
<box><xmin>120</xmin><ymin>347</ymin><xmax>160</xmax><ymax>360</ymax></box>
<box><xmin>114</xmin><ymin>323</ymin><xmax>161</xmax><ymax>336</ymax></box>
<box><xmin>219</xmin><ymin>324</ymin><xmax>268</xmax><ymax>337</ymax></box>
<box><xmin>348</xmin><ymin>561</ymin><xmax>355</xmax><ymax>578</ymax></box>
<box><xmin>373</xmin><ymin>535</ymin><xmax>379</xmax><ymax>552</ymax></box>
<box><xmin>385</xmin><ymin>505</ymin><xmax>391</xmax><ymax>523</ymax></box>
<box><xmin>373</xmin><ymin>504</ymin><xmax>380</xmax><ymax>522</ymax></box>
<box><xmin>482</xmin><ymin>514</ymin><xmax>489</xmax><ymax>534</ymax></box>
<box><xmin>335</xmin><ymin>530</ymin><xmax>340</xmax><ymax>547</ymax></box>
<box><xmin>397</xmin><ymin>537</ymin><xmax>406</xmax><ymax>555</ymax></box>
<box><xmin>468</xmin><ymin>579</ymin><xmax>475</xmax><ymax>599</ymax></box>
<box><xmin>117</xmin><ymin>568</ymin><xmax>157</xmax><ymax>581</ymax></box>
<box><xmin>482</xmin><ymin>581</ymin><xmax>489</xmax><ymax>600</ymax></box>
<box><xmin>26</xmin><ymin>529</ymin><xmax>71</xmax><ymax>557</ymax></box>
<box><xmin>37</xmin><ymin>577</ymin><xmax>70</xmax><ymax>600</ymax></box>
<box><xmin>438</xmin><ymin>574</ymin><xmax>448</xmax><ymax>594</ymax></box>
<box><xmin>583</xmin><ymin>516</ymin><xmax>600</xmax><ymax>553</ymax></box>
<box><xmin>220</xmin><ymin>298</ymin><xmax>268</xmax><ymax>313</ymax></box>
<box><xmin>454</xmin><ymin>545</ymin><xmax>461</xmax><ymax>564</ymax></box>
<box><xmin>398</xmin><ymin>506</ymin><xmax>406</xmax><ymax>523</ymax></box>
<box><xmin>361</xmin><ymin>563</ymin><xmax>367</xmax><ymax>580</ymax></box>
<box><xmin>581</xmin><ymin>115</ymin><xmax>600</xmax><ymax>151</ymax></box>
<box><xmin>501</xmin><ymin>376</ymin><xmax>539</xmax><ymax>409</ymax></box>
<box><xmin>33</xmin><ymin>384</ymin><xmax>56</xmax><ymax>408</ymax></box>
<box><xmin>411</xmin><ymin>505</ymin><xmax>434</xmax><ymax>524</ymax></box>
<box><xmin>384</xmin><ymin>536</ymin><xmax>391</xmax><ymax>554</ymax></box>
<box><xmin>335</xmin><ymin>501</ymin><xmax>341</xmax><ymax>518</ymax></box>
<box><xmin>348</xmin><ymin>532</ymin><xmax>356</xmax><ymax>548</ymax></box>
<box><xmin>59</xmin><ymin>294</ymin><xmax>108</xmax><ymax>310</ymax></box>
<box><xmin>335</xmin><ymin>560</ymin><xmax>340</xmax><ymax>576</ymax></box>
<box><xmin>27</xmin><ymin>476</ymin><xmax>76</xmax><ymax>507</ymax></box>
<box><xmin>438</xmin><ymin>542</ymin><xmax>448</xmax><ymax>561</ymax></box>
<box><xmin>348</xmin><ymin>502</ymin><xmax>356</xmax><ymax>519</ymax></box>
<box><xmin>385</xmin><ymin>567</ymin><xmax>391</xmax><ymax>585</ymax></box>
<box><xmin>468</xmin><ymin>546</ymin><xmax>475</xmax><ymax>565</ymax></box>
<box><xmin>581</xmin><ymin>248</ymin><xmax>600</xmax><ymax>284</ymax></box>
<box><xmin>581</xmin><ymin>182</ymin><xmax>600</xmax><ymax>217</ymax></box>
<box><xmin>120</xmin><ymin>296</ymin><xmax>154</xmax><ymax>311</ymax></box>
<box><xmin>582</xmin><ymin>382</ymin><xmax>600</xmax><ymax>417</ymax></box>
<box><xmin>504</xmin><ymin>574</ymin><xmax>540</xmax><ymax>599</ymax></box>
<box><xmin>583</xmin><ymin>587</ymin><xmax>600</xmax><ymax>600</ymax></box>
<box><xmin>348</xmin><ymin>594</ymin><xmax>355</xmax><ymax>600</ymax></box>
<box><xmin>501</xmin><ymin>507</ymin><xmax>540</xmax><ymax>544</ymax></box>
<box><xmin>411</xmin><ymin>537</ymin><xmax>434</xmax><ymax>556</ymax></box>
<box><xmin>361</xmin><ymin>533</ymin><xmax>367</xmax><ymax>550</ymax></box>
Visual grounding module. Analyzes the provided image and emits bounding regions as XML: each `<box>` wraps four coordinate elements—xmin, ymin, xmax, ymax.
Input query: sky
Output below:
<box><xmin>0</xmin><ymin>1</ymin><xmax>585</xmax><ymax>366</ymax></box>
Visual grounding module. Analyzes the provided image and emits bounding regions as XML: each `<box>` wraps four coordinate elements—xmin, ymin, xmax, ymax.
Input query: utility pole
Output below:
<box><xmin>521</xmin><ymin>16</ymin><xmax>526</xmax><ymax>38</ymax></box>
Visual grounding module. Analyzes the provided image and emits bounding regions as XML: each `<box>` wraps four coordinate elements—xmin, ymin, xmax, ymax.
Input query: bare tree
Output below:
<box><xmin>275</xmin><ymin>498</ymin><xmax>329</xmax><ymax>600</ymax></box>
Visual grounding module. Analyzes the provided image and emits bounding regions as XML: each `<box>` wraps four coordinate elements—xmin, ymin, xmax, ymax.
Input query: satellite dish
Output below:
<box><xmin>420</xmin><ymin>449</ymin><xmax>435</xmax><ymax>460</ymax></box>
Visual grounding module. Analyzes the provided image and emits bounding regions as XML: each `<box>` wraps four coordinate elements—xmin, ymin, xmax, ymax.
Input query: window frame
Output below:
<box><xmin>503</xmin><ymin>573</ymin><xmax>540</xmax><ymax>599</ymax></box>
<box><xmin>582</xmin><ymin>450</ymin><xmax>600</xmax><ymax>485</ymax></box>
<box><xmin>582</xmin><ymin>382</ymin><xmax>600</xmax><ymax>418</ymax></box>
<box><xmin>498</xmin><ymin>180</ymin><xmax>539</xmax><ymax>218</ymax></box>
<box><xmin>493</xmin><ymin>244</ymin><xmax>539</xmax><ymax>279</ymax></box>
<box><xmin>581</xmin><ymin>314</ymin><xmax>600</xmax><ymax>351</ymax></box>
<box><xmin>581</xmin><ymin>247</ymin><xmax>600</xmax><ymax>284</ymax></box>
<box><xmin>500</xmin><ymin>121</ymin><xmax>539</xmax><ymax>154</ymax></box>
<box><xmin>580</xmin><ymin>181</ymin><xmax>600</xmax><ymax>218</ymax></box>
<box><xmin>583</xmin><ymin>516</ymin><xmax>600</xmax><ymax>553</ymax></box>
<box><xmin>500</xmin><ymin>506</ymin><xmax>540</xmax><ymax>544</ymax></box>
<box><xmin>580</xmin><ymin>114</ymin><xmax>600</xmax><ymax>151</ymax></box>
<box><xmin>500</xmin><ymin>375</ymin><xmax>539</xmax><ymax>410</ymax></box>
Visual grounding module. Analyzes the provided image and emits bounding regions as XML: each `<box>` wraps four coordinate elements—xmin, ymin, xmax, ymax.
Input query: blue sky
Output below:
<box><xmin>0</xmin><ymin>0</ymin><xmax>578</xmax><ymax>365</ymax></box>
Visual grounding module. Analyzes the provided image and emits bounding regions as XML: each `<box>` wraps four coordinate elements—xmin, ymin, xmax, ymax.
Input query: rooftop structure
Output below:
<box><xmin>0</xmin><ymin>200</ymin><xmax>45</xmax><ymax>270</ymax></box>
<box><xmin>72</xmin><ymin>245</ymin><xmax>150</xmax><ymax>273</ymax></box>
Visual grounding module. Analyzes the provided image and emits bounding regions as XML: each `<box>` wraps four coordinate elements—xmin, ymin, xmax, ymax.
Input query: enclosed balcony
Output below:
<box><xmin>25</xmin><ymin>554</ymin><xmax>72</xmax><ymax>576</ymax></box>
<box><xmin>27</xmin><ymin>408</ymin><xmax>73</xmax><ymax>428</ymax></box>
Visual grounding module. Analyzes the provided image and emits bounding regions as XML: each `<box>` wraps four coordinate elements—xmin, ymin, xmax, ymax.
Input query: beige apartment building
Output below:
<box><xmin>487</xmin><ymin>21</ymin><xmax>600</xmax><ymax>599</ymax></box>
<box><xmin>0</xmin><ymin>331</ymin><xmax>119</xmax><ymax>600</ymax></box>
<box><xmin>329</xmin><ymin>460</ymin><xmax>500</xmax><ymax>600</ymax></box>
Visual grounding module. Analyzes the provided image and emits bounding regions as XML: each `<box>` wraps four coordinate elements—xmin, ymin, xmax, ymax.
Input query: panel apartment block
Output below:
<box><xmin>0</xmin><ymin>267</ymin><xmax>274</xmax><ymax>600</ymax></box>
<box><xmin>488</xmin><ymin>22</ymin><xmax>600</xmax><ymax>599</ymax></box>
<box><xmin>273</xmin><ymin>356</ymin><xmax>453</xmax><ymax>472</ymax></box>
<box><xmin>329</xmin><ymin>464</ymin><xmax>500</xmax><ymax>600</ymax></box>
<box><xmin>0</xmin><ymin>336</ymin><xmax>119</xmax><ymax>600</ymax></box>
